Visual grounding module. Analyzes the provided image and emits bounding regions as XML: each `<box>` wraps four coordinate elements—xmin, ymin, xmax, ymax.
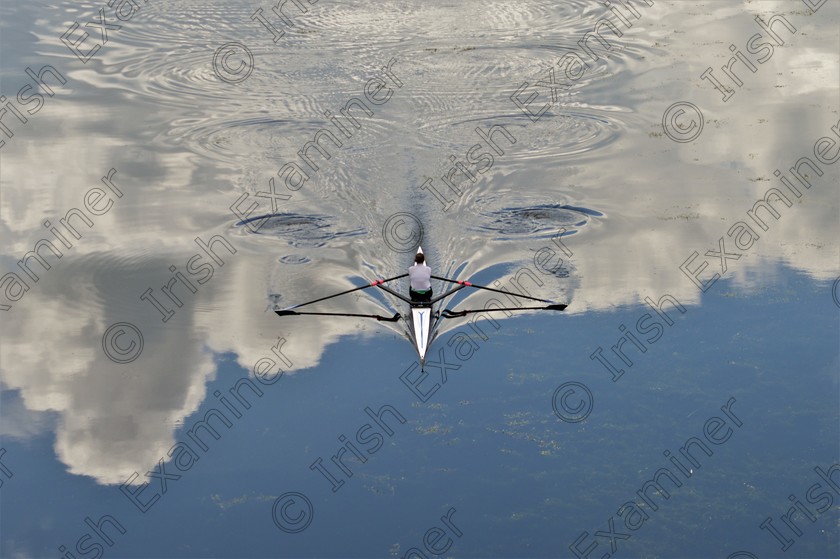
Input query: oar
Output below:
<box><xmin>441</xmin><ymin>304</ymin><xmax>567</xmax><ymax>319</ymax></box>
<box><xmin>275</xmin><ymin>310</ymin><xmax>402</xmax><ymax>322</ymax></box>
<box><xmin>430</xmin><ymin>275</ymin><xmax>563</xmax><ymax>305</ymax></box>
<box><xmin>427</xmin><ymin>283</ymin><xmax>468</xmax><ymax>305</ymax></box>
<box><xmin>278</xmin><ymin>273</ymin><xmax>409</xmax><ymax>311</ymax></box>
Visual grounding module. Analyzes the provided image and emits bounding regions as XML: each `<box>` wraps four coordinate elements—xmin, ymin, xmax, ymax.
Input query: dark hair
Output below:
<box><xmin>414</xmin><ymin>253</ymin><xmax>425</xmax><ymax>264</ymax></box>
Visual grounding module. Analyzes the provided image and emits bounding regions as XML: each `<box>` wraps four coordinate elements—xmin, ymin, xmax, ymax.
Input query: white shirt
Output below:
<box><xmin>408</xmin><ymin>263</ymin><xmax>432</xmax><ymax>291</ymax></box>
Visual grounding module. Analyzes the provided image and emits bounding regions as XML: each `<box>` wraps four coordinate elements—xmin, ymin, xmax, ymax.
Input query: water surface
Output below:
<box><xmin>1</xmin><ymin>1</ymin><xmax>838</xmax><ymax>557</ymax></box>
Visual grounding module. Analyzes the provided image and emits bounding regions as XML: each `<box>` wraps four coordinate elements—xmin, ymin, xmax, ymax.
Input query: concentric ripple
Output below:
<box><xmin>232</xmin><ymin>213</ymin><xmax>366</xmax><ymax>248</ymax></box>
<box><xmin>524</xmin><ymin>108</ymin><xmax>625</xmax><ymax>158</ymax></box>
<box><xmin>279</xmin><ymin>254</ymin><xmax>312</xmax><ymax>265</ymax></box>
<box><xmin>474</xmin><ymin>203</ymin><xmax>604</xmax><ymax>240</ymax></box>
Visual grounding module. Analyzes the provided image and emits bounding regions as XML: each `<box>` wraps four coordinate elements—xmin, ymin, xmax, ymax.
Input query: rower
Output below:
<box><xmin>408</xmin><ymin>249</ymin><xmax>432</xmax><ymax>302</ymax></box>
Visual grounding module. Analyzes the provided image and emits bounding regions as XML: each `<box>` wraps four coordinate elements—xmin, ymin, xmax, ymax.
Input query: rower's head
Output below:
<box><xmin>415</xmin><ymin>253</ymin><xmax>425</xmax><ymax>264</ymax></box>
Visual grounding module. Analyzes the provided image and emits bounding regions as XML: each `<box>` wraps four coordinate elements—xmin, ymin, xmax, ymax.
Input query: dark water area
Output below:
<box><xmin>1</xmin><ymin>1</ymin><xmax>838</xmax><ymax>558</ymax></box>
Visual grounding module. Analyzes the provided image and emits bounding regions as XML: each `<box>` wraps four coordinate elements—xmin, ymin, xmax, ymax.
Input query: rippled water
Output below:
<box><xmin>473</xmin><ymin>204</ymin><xmax>604</xmax><ymax>240</ymax></box>
<box><xmin>234</xmin><ymin>213</ymin><xmax>367</xmax><ymax>247</ymax></box>
<box><xmin>1</xmin><ymin>1</ymin><xmax>838</xmax><ymax>557</ymax></box>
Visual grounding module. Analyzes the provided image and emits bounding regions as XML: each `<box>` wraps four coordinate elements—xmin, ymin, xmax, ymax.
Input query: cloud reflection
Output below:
<box><xmin>0</xmin><ymin>0</ymin><xmax>837</xmax><ymax>485</ymax></box>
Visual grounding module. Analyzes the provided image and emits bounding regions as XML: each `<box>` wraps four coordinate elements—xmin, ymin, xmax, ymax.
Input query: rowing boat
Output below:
<box><xmin>275</xmin><ymin>246</ymin><xmax>567</xmax><ymax>368</ymax></box>
<box><xmin>407</xmin><ymin>246</ymin><xmax>433</xmax><ymax>364</ymax></box>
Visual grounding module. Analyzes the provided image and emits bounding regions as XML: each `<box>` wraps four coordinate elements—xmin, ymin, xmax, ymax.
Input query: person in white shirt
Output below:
<box><xmin>408</xmin><ymin>252</ymin><xmax>432</xmax><ymax>302</ymax></box>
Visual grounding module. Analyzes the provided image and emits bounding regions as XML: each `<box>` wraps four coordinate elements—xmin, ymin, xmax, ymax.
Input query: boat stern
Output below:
<box><xmin>410</xmin><ymin>306</ymin><xmax>432</xmax><ymax>365</ymax></box>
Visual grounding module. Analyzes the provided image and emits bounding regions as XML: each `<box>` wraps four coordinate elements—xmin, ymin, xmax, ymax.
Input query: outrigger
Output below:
<box><xmin>275</xmin><ymin>247</ymin><xmax>568</xmax><ymax>368</ymax></box>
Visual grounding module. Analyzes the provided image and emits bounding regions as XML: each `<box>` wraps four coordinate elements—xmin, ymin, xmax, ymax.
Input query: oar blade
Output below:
<box><xmin>441</xmin><ymin>309</ymin><xmax>466</xmax><ymax>319</ymax></box>
<box><xmin>378</xmin><ymin>313</ymin><xmax>402</xmax><ymax>322</ymax></box>
<box><xmin>275</xmin><ymin>309</ymin><xmax>402</xmax><ymax>322</ymax></box>
<box><xmin>440</xmin><ymin>303</ymin><xmax>568</xmax><ymax>319</ymax></box>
